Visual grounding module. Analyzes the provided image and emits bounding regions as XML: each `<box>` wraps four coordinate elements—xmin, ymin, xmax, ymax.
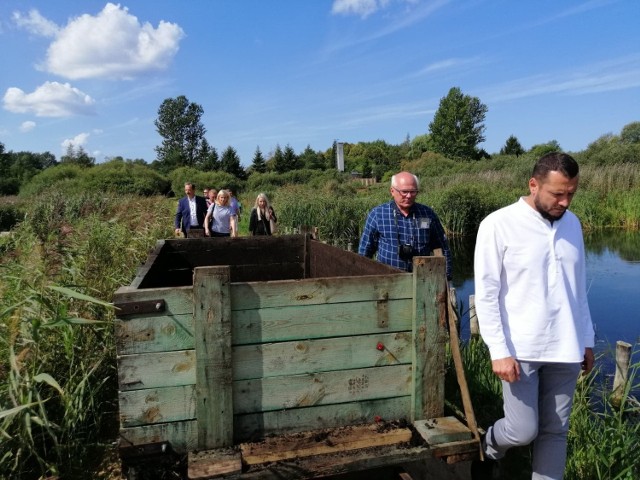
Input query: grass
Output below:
<box><xmin>1</xmin><ymin>162</ymin><xmax>639</xmax><ymax>478</ymax></box>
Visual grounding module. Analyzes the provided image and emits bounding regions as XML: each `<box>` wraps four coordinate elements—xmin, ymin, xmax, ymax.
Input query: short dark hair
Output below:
<box><xmin>532</xmin><ymin>152</ymin><xmax>579</xmax><ymax>181</ymax></box>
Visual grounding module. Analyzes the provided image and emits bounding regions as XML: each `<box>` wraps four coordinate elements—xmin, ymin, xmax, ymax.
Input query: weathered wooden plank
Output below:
<box><xmin>230</xmin><ymin>274</ymin><xmax>412</xmax><ymax>310</ymax></box>
<box><xmin>188</xmin><ymin>449</ymin><xmax>242</xmax><ymax>480</ymax></box>
<box><xmin>115</xmin><ymin>314</ymin><xmax>193</xmax><ymax>355</ymax></box>
<box><xmin>120</xmin><ymin>382</ymin><xmax>409</xmax><ymax>433</ymax></box>
<box><xmin>414</xmin><ymin>417</ymin><xmax>473</xmax><ymax>445</ymax></box>
<box><xmin>308</xmin><ymin>241</ymin><xmax>401</xmax><ymax>277</ymax></box>
<box><xmin>239</xmin><ymin>424</ymin><xmax>412</xmax><ymax>465</ymax></box>
<box><xmin>233</xmin><ymin>397</ymin><xmax>410</xmax><ymax>442</ymax></box>
<box><xmin>113</xmin><ymin>286</ymin><xmax>192</xmax><ymax>315</ymax></box>
<box><xmin>233</xmin><ymin>299</ymin><xmax>412</xmax><ymax>345</ymax></box>
<box><xmin>118</xmin><ymin>350</ymin><xmax>195</xmax><ymax>391</ymax></box>
<box><xmin>128</xmin><ymin>239</ymin><xmax>167</xmax><ymax>289</ymax></box>
<box><xmin>235</xmin><ymin>365</ymin><xmax>411</xmax><ymax>414</ymax></box>
<box><xmin>218</xmin><ymin>443</ymin><xmax>475</xmax><ymax>480</ymax></box>
<box><xmin>193</xmin><ymin>266</ymin><xmax>233</xmax><ymax>449</ymax></box>
<box><xmin>234</xmin><ymin>331</ymin><xmax>412</xmax><ymax>380</ymax></box>
<box><xmin>411</xmin><ymin>256</ymin><xmax>447</xmax><ymax>421</ymax></box>
<box><xmin>119</xmin><ymin>419</ymin><xmax>197</xmax><ymax>454</ymax></box>
<box><xmin>115</xmin><ymin>299</ymin><xmax>412</xmax><ymax>354</ymax></box>
<box><xmin>119</xmin><ymin>385</ymin><xmax>197</xmax><ymax>427</ymax></box>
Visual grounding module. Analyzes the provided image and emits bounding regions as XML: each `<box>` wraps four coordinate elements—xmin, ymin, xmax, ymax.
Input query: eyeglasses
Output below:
<box><xmin>393</xmin><ymin>187</ymin><xmax>419</xmax><ymax>197</ymax></box>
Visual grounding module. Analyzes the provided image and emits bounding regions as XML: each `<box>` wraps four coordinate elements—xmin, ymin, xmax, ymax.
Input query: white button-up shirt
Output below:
<box><xmin>474</xmin><ymin>198</ymin><xmax>594</xmax><ymax>362</ymax></box>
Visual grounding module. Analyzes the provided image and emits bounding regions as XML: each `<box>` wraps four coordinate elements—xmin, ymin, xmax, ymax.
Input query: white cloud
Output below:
<box><xmin>20</xmin><ymin>121</ymin><xmax>36</xmax><ymax>132</ymax></box>
<box><xmin>40</xmin><ymin>2</ymin><xmax>185</xmax><ymax>80</ymax></box>
<box><xmin>62</xmin><ymin>132</ymin><xmax>90</xmax><ymax>150</ymax></box>
<box><xmin>3</xmin><ymin>81</ymin><xmax>95</xmax><ymax>117</ymax></box>
<box><xmin>332</xmin><ymin>0</ymin><xmax>383</xmax><ymax>18</ymax></box>
<box><xmin>12</xmin><ymin>9</ymin><xmax>60</xmax><ymax>37</ymax></box>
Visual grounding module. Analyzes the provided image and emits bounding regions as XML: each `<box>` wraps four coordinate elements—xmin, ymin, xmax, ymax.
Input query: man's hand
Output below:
<box><xmin>581</xmin><ymin>347</ymin><xmax>595</xmax><ymax>375</ymax></box>
<box><xmin>492</xmin><ymin>356</ymin><xmax>520</xmax><ymax>383</ymax></box>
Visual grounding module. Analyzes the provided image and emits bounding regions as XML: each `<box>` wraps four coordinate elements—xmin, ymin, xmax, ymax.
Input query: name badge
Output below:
<box><xmin>418</xmin><ymin>218</ymin><xmax>431</xmax><ymax>229</ymax></box>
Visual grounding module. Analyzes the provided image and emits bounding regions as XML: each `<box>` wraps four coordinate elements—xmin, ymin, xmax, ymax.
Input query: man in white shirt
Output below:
<box><xmin>174</xmin><ymin>182</ymin><xmax>208</xmax><ymax>237</ymax></box>
<box><xmin>472</xmin><ymin>152</ymin><xmax>595</xmax><ymax>479</ymax></box>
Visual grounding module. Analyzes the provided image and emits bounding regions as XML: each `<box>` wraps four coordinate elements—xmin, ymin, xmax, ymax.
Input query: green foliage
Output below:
<box><xmin>81</xmin><ymin>159</ymin><xmax>170</xmax><ymax>195</ymax></box>
<box><xmin>565</xmin><ymin>355</ymin><xmax>640</xmax><ymax>480</ymax></box>
<box><xmin>620</xmin><ymin>121</ymin><xmax>640</xmax><ymax>144</ymax></box>
<box><xmin>430</xmin><ymin>184</ymin><xmax>509</xmax><ymax>235</ymax></box>
<box><xmin>428</xmin><ymin>87</ymin><xmax>488</xmax><ymax>160</ymax></box>
<box><xmin>168</xmin><ymin>167</ymin><xmax>241</xmax><ymax>196</ymax></box>
<box><xmin>19</xmin><ymin>164</ymin><xmax>85</xmax><ymax>197</ymax></box>
<box><xmin>529</xmin><ymin>140</ymin><xmax>562</xmax><ymax>158</ymax></box>
<box><xmin>250</xmin><ymin>146</ymin><xmax>267</xmax><ymax>173</ymax></box>
<box><xmin>0</xmin><ymin>192</ymin><xmax>173</xmax><ymax>478</ymax></box>
<box><xmin>578</xmin><ymin>134</ymin><xmax>640</xmax><ymax>166</ymax></box>
<box><xmin>0</xmin><ymin>198</ymin><xmax>24</xmax><ymax>231</ymax></box>
<box><xmin>219</xmin><ymin>146</ymin><xmax>246</xmax><ymax>179</ymax></box>
<box><xmin>500</xmin><ymin>135</ymin><xmax>525</xmax><ymax>156</ymax></box>
<box><xmin>154</xmin><ymin>95</ymin><xmax>207</xmax><ymax>171</ymax></box>
<box><xmin>60</xmin><ymin>144</ymin><xmax>95</xmax><ymax>168</ymax></box>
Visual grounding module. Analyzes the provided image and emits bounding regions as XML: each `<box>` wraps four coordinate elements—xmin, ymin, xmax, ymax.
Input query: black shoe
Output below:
<box><xmin>470</xmin><ymin>457</ymin><xmax>498</xmax><ymax>480</ymax></box>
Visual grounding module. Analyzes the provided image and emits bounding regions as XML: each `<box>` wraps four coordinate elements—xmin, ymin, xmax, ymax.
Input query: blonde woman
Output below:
<box><xmin>249</xmin><ymin>193</ymin><xmax>277</xmax><ymax>236</ymax></box>
<box><xmin>204</xmin><ymin>189</ymin><xmax>237</xmax><ymax>237</ymax></box>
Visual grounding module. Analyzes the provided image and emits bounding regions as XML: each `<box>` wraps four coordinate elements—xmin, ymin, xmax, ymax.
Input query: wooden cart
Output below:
<box><xmin>114</xmin><ymin>235</ymin><xmax>478</xmax><ymax>479</ymax></box>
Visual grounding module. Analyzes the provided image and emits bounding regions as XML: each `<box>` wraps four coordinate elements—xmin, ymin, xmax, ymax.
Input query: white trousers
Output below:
<box><xmin>484</xmin><ymin>361</ymin><xmax>581</xmax><ymax>480</ymax></box>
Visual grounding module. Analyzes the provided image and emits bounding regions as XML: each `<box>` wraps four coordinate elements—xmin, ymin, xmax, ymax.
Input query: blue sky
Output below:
<box><xmin>1</xmin><ymin>0</ymin><xmax>639</xmax><ymax>166</ymax></box>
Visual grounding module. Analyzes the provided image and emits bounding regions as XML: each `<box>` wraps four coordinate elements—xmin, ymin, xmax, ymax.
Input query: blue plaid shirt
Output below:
<box><xmin>358</xmin><ymin>200</ymin><xmax>452</xmax><ymax>279</ymax></box>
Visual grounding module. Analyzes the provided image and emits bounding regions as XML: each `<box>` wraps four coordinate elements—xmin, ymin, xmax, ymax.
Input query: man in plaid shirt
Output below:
<box><xmin>358</xmin><ymin>171</ymin><xmax>451</xmax><ymax>279</ymax></box>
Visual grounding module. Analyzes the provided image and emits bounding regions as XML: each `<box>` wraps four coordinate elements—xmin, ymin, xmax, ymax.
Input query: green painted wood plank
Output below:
<box><xmin>119</xmin><ymin>420</ymin><xmax>197</xmax><ymax>454</ymax></box>
<box><xmin>233</xmin><ymin>397</ymin><xmax>410</xmax><ymax>442</ymax></box>
<box><xmin>233</xmin><ymin>331</ymin><xmax>412</xmax><ymax>380</ymax></box>
<box><xmin>118</xmin><ymin>350</ymin><xmax>195</xmax><ymax>391</ymax></box>
<box><xmin>113</xmin><ymin>286</ymin><xmax>193</xmax><ymax>315</ymax></box>
<box><xmin>230</xmin><ymin>274</ymin><xmax>412</xmax><ymax>310</ymax></box>
<box><xmin>114</xmin><ymin>297</ymin><xmax>412</xmax><ymax>354</ymax></box>
<box><xmin>233</xmin><ymin>298</ymin><xmax>412</xmax><ymax>345</ymax></box>
<box><xmin>119</xmin><ymin>385</ymin><xmax>197</xmax><ymax>427</ymax></box>
<box><xmin>235</xmin><ymin>364</ymin><xmax>411</xmax><ymax>414</ymax></box>
<box><xmin>193</xmin><ymin>266</ymin><xmax>234</xmax><ymax>449</ymax></box>
<box><xmin>411</xmin><ymin>256</ymin><xmax>447</xmax><ymax>421</ymax></box>
<box><xmin>115</xmin><ymin>314</ymin><xmax>194</xmax><ymax>355</ymax></box>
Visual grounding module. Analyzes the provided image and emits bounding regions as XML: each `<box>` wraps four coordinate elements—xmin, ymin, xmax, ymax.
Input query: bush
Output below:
<box><xmin>82</xmin><ymin>160</ymin><xmax>170</xmax><ymax>195</ymax></box>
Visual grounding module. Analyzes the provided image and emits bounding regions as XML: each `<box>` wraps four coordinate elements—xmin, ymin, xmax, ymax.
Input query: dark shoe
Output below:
<box><xmin>471</xmin><ymin>457</ymin><xmax>498</xmax><ymax>480</ymax></box>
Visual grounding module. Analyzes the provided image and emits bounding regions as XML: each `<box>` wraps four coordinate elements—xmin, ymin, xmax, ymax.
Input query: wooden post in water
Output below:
<box><xmin>612</xmin><ymin>340</ymin><xmax>632</xmax><ymax>408</ymax></box>
<box><xmin>469</xmin><ymin>294</ymin><xmax>479</xmax><ymax>338</ymax></box>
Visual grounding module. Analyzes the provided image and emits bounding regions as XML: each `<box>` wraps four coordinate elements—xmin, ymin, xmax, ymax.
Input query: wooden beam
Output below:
<box><xmin>193</xmin><ymin>266</ymin><xmax>233</xmax><ymax>449</ymax></box>
<box><xmin>411</xmin><ymin>256</ymin><xmax>446</xmax><ymax>421</ymax></box>
<box><xmin>239</xmin><ymin>423</ymin><xmax>412</xmax><ymax>465</ymax></box>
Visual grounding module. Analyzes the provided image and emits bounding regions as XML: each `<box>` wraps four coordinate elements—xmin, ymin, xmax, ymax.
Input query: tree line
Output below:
<box><xmin>2</xmin><ymin>87</ymin><xmax>640</xmax><ymax>197</ymax></box>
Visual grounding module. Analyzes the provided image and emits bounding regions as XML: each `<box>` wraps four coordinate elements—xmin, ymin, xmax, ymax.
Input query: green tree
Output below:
<box><xmin>428</xmin><ymin>87</ymin><xmax>488</xmax><ymax>160</ymax></box>
<box><xmin>220</xmin><ymin>146</ymin><xmax>246</xmax><ymax>179</ymax></box>
<box><xmin>271</xmin><ymin>144</ymin><xmax>286</xmax><ymax>173</ymax></box>
<box><xmin>283</xmin><ymin>144</ymin><xmax>300</xmax><ymax>171</ymax></box>
<box><xmin>60</xmin><ymin>144</ymin><xmax>95</xmax><ymax>168</ymax></box>
<box><xmin>621</xmin><ymin>121</ymin><xmax>640</xmax><ymax>144</ymax></box>
<box><xmin>500</xmin><ymin>135</ymin><xmax>525</xmax><ymax>156</ymax></box>
<box><xmin>299</xmin><ymin>145</ymin><xmax>325</xmax><ymax>170</ymax></box>
<box><xmin>154</xmin><ymin>95</ymin><xmax>206</xmax><ymax>171</ymax></box>
<box><xmin>529</xmin><ymin>140</ymin><xmax>561</xmax><ymax>158</ymax></box>
<box><xmin>200</xmin><ymin>138</ymin><xmax>220</xmax><ymax>171</ymax></box>
<box><xmin>250</xmin><ymin>146</ymin><xmax>267</xmax><ymax>173</ymax></box>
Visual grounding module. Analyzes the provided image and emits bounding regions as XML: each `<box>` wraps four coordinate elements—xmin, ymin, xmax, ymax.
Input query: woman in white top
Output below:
<box><xmin>204</xmin><ymin>189</ymin><xmax>237</xmax><ymax>237</ymax></box>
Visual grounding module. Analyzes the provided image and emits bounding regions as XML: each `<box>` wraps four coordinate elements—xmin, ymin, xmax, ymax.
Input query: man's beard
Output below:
<box><xmin>535</xmin><ymin>198</ymin><xmax>566</xmax><ymax>222</ymax></box>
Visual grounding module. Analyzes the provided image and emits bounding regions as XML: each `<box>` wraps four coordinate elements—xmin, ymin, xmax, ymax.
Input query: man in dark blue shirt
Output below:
<box><xmin>358</xmin><ymin>171</ymin><xmax>451</xmax><ymax>279</ymax></box>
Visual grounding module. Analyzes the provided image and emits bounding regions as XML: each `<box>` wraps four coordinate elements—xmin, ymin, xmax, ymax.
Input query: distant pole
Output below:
<box><xmin>336</xmin><ymin>142</ymin><xmax>344</xmax><ymax>172</ymax></box>
<box><xmin>612</xmin><ymin>340</ymin><xmax>632</xmax><ymax>408</ymax></box>
<box><xmin>469</xmin><ymin>294</ymin><xmax>479</xmax><ymax>337</ymax></box>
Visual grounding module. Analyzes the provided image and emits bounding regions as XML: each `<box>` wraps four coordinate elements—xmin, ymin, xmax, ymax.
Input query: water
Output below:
<box><xmin>450</xmin><ymin>230</ymin><xmax>640</xmax><ymax>376</ymax></box>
